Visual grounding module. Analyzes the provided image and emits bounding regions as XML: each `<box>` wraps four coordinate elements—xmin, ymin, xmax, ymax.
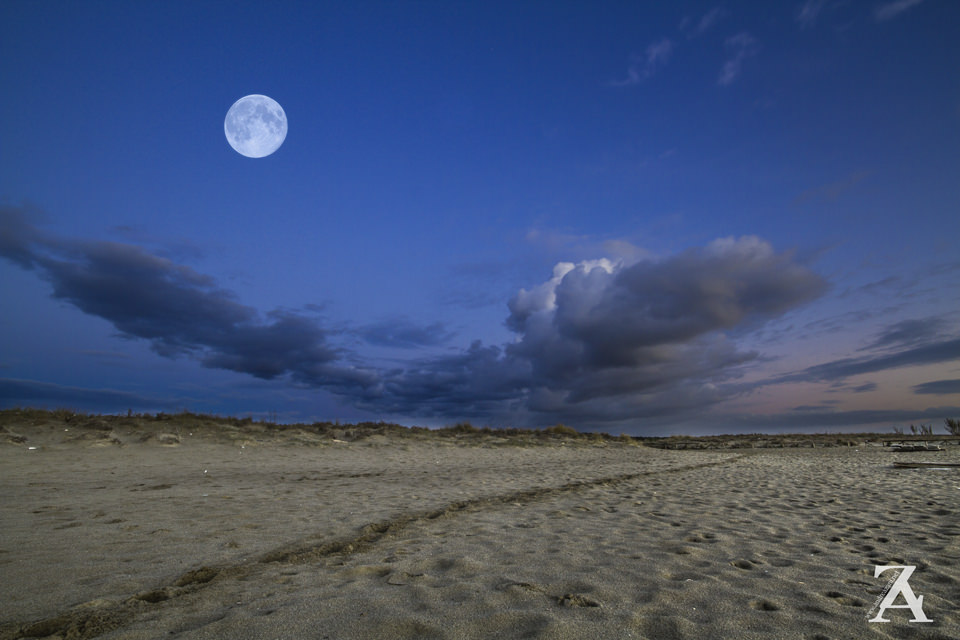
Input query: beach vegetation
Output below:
<box><xmin>448</xmin><ymin>421</ymin><xmax>479</xmax><ymax>434</ymax></box>
<box><xmin>543</xmin><ymin>423</ymin><xmax>579</xmax><ymax>437</ymax></box>
<box><xmin>12</xmin><ymin>408</ymin><xmax>956</xmax><ymax>449</ymax></box>
<box><xmin>908</xmin><ymin>423</ymin><xmax>934</xmax><ymax>436</ymax></box>
<box><xmin>51</xmin><ymin>407</ymin><xmax>79</xmax><ymax>422</ymax></box>
<box><xmin>945</xmin><ymin>418</ymin><xmax>960</xmax><ymax>436</ymax></box>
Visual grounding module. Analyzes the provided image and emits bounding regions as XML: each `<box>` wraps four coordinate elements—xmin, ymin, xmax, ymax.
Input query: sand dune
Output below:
<box><xmin>1</xmin><ymin>414</ymin><xmax>958</xmax><ymax>639</ymax></box>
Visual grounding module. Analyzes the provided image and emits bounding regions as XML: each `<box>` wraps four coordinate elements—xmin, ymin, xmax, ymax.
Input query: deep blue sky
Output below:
<box><xmin>2</xmin><ymin>0</ymin><xmax>958</xmax><ymax>434</ymax></box>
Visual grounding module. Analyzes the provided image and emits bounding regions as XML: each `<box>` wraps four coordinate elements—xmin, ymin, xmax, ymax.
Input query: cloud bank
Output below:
<box><xmin>1</xmin><ymin>206</ymin><xmax>837</xmax><ymax>428</ymax></box>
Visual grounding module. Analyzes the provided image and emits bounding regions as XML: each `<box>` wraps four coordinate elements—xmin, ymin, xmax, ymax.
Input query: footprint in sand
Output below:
<box><xmin>557</xmin><ymin>593</ymin><xmax>601</xmax><ymax>608</ymax></box>
<box><xmin>684</xmin><ymin>532</ymin><xmax>719</xmax><ymax>544</ymax></box>
<box><xmin>766</xmin><ymin>558</ymin><xmax>794</xmax><ymax>567</ymax></box>
<box><xmin>749</xmin><ymin>599</ymin><xmax>780</xmax><ymax>611</ymax></box>
<box><xmin>823</xmin><ymin>591</ymin><xmax>864</xmax><ymax>607</ymax></box>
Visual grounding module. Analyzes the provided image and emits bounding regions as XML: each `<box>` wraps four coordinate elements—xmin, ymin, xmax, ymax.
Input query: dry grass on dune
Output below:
<box><xmin>3</xmin><ymin>407</ymin><xmax>958</xmax><ymax>451</ymax></box>
<box><xmin>0</xmin><ymin>408</ymin><xmax>638</xmax><ymax>449</ymax></box>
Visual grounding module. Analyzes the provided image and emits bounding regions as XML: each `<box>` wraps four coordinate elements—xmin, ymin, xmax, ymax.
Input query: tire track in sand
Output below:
<box><xmin>0</xmin><ymin>453</ymin><xmax>748</xmax><ymax>640</ymax></box>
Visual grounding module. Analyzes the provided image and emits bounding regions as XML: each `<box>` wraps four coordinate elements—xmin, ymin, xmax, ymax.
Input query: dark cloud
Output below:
<box><xmin>858</xmin><ymin>317</ymin><xmax>947</xmax><ymax>352</ymax></box>
<box><xmin>912</xmin><ymin>379</ymin><xmax>960</xmax><ymax>395</ymax></box>
<box><xmin>359</xmin><ymin>318</ymin><xmax>454</xmax><ymax>349</ymax></box>
<box><xmin>717</xmin><ymin>405</ymin><xmax>960</xmax><ymax>432</ymax></box>
<box><xmin>0</xmin><ymin>206</ymin><xmax>351</xmax><ymax>388</ymax></box>
<box><xmin>359</xmin><ymin>341</ymin><xmax>531</xmax><ymax>419</ymax></box>
<box><xmin>3</xmin><ymin>208</ymin><xmax>835</xmax><ymax>428</ymax></box>
<box><xmin>781</xmin><ymin>336</ymin><xmax>960</xmax><ymax>384</ymax></box>
<box><xmin>357</xmin><ymin>236</ymin><xmax>826</xmax><ymax>425</ymax></box>
<box><xmin>826</xmin><ymin>381</ymin><xmax>878</xmax><ymax>394</ymax></box>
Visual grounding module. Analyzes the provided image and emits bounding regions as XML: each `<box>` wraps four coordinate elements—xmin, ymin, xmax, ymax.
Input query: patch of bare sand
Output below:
<box><xmin>2</xmin><ymin>436</ymin><xmax>959</xmax><ymax>639</ymax></box>
<box><xmin>0</xmin><ymin>431</ymin><xmax>678</xmax><ymax>637</ymax></box>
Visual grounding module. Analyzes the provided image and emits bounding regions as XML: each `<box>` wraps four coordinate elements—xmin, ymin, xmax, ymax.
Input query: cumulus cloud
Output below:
<box><xmin>366</xmin><ymin>236</ymin><xmax>827</xmax><ymax>425</ymax></box>
<box><xmin>718</xmin><ymin>33</ymin><xmax>758</xmax><ymax>86</ymax></box>
<box><xmin>512</xmin><ymin>236</ymin><xmax>824</xmax><ymax>386</ymax></box>
<box><xmin>612</xmin><ymin>38</ymin><xmax>674</xmax><ymax>86</ymax></box>
<box><xmin>874</xmin><ymin>0</ymin><xmax>925</xmax><ymax>21</ymax></box>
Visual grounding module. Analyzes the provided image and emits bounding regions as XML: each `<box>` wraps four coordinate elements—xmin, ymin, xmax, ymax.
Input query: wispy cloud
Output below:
<box><xmin>912</xmin><ymin>379</ymin><xmax>960</xmax><ymax>395</ymax></box>
<box><xmin>794</xmin><ymin>170</ymin><xmax>871</xmax><ymax>205</ymax></box>
<box><xmin>796</xmin><ymin>0</ymin><xmax>828</xmax><ymax>29</ymax></box>
<box><xmin>359</xmin><ymin>318</ymin><xmax>454</xmax><ymax>349</ymax></box>
<box><xmin>778</xmin><ymin>335</ymin><xmax>960</xmax><ymax>384</ymax></box>
<box><xmin>721</xmin><ymin>406</ymin><xmax>960</xmax><ymax>432</ymax></box>
<box><xmin>858</xmin><ymin>317</ymin><xmax>948</xmax><ymax>352</ymax></box>
<box><xmin>718</xmin><ymin>33</ymin><xmax>758</xmax><ymax>86</ymax></box>
<box><xmin>684</xmin><ymin>7</ymin><xmax>723</xmax><ymax>38</ymax></box>
<box><xmin>874</xmin><ymin>0</ymin><xmax>925</xmax><ymax>21</ymax></box>
<box><xmin>611</xmin><ymin>38</ymin><xmax>673</xmax><ymax>86</ymax></box>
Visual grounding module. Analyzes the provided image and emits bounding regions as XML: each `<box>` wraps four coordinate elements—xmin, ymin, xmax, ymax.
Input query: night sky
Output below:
<box><xmin>2</xmin><ymin>1</ymin><xmax>958</xmax><ymax>435</ymax></box>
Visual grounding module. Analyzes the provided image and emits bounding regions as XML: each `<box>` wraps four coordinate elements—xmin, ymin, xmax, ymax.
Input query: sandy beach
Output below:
<box><xmin>1</xmin><ymin>413</ymin><xmax>958</xmax><ymax>639</ymax></box>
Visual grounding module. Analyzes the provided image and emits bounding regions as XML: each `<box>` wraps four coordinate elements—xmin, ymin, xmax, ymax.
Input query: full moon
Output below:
<box><xmin>224</xmin><ymin>95</ymin><xmax>287</xmax><ymax>158</ymax></box>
